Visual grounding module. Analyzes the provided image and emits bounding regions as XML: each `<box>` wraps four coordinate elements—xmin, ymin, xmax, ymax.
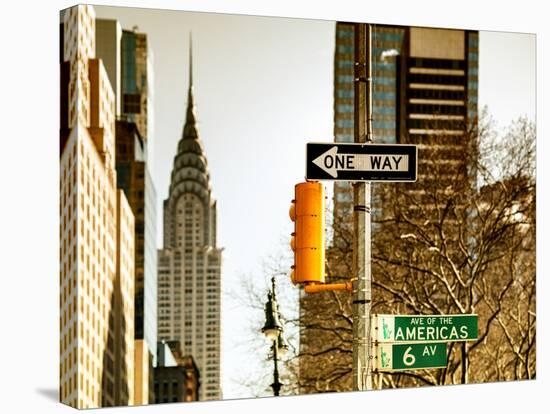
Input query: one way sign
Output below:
<box><xmin>306</xmin><ymin>142</ymin><xmax>417</xmax><ymax>182</ymax></box>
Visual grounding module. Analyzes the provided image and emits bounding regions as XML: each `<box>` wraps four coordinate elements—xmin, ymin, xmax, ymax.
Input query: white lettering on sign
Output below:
<box><xmin>422</xmin><ymin>345</ymin><xmax>438</xmax><ymax>356</ymax></box>
<box><xmin>312</xmin><ymin>146</ymin><xmax>409</xmax><ymax>178</ymax></box>
<box><xmin>394</xmin><ymin>325</ymin><xmax>469</xmax><ymax>341</ymax></box>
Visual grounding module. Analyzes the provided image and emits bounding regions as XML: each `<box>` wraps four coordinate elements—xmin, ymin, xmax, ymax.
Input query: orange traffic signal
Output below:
<box><xmin>289</xmin><ymin>181</ymin><xmax>325</xmax><ymax>285</ymax></box>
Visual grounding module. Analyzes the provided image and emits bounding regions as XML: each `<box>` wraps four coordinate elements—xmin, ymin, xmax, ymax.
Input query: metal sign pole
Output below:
<box><xmin>352</xmin><ymin>22</ymin><xmax>373</xmax><ymax>391</ymax></box>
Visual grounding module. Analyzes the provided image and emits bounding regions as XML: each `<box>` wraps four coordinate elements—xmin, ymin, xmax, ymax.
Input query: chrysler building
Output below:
<box><xmin>157</xmin><ymin>40</ymin><xmax>222</xmax><ymax>401</ymax></box>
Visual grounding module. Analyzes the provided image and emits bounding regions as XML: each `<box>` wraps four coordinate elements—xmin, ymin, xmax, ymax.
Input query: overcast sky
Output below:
<box><xmin>94</xmin><ymin>5</ymin><xmax>535</xmax><ymax>400</ymax></box>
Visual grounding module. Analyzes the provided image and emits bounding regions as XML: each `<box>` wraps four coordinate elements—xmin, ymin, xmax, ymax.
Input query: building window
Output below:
<box><xmin>123</xmin><ymin>94</ymin><xmax>141</xmax><ymax>113</ymax></box>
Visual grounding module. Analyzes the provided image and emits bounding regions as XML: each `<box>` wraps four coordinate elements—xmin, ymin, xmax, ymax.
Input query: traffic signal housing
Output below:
<box><xmin>289</xmin><ymin>181</ymin><xmax>325</xmax><ymax>285</ymax></box>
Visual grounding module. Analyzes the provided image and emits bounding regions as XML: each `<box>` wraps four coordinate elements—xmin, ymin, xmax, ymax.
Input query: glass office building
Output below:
<box><xmin>332</xmin><ymin>23</ymin><xmax>479</xmax><ymax>223</ymax></box>
<box><xmin>121</xmin><ymin>30</ymin><xmax>150</xmax><ymax>142</ymax></box>
<box><xmin>115</xmin><ymin>121</ymin><xmax>158</xmax><ymax>370</ymax></box>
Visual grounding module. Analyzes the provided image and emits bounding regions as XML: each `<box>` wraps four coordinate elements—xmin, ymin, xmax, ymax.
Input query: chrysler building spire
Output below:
<box><xmin>182</xmin><ymin>33</ymin><xmax>197</xmax><ymax>141</ymax></box>
<box><xmin>170</xmin><ymin>36</ymin><xmax>213</xmax><ymax>250</ymax></box>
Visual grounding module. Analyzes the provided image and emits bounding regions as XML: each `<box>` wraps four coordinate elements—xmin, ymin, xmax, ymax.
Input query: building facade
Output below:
<box><xmin>115</xmin><ymin>120</ymin><xmax>158</xmax><ymax>354</ymax></box>
<box><xmin>112</xmin><ymin>189</ymin><xmax>136</xmax><ymax>406</ymax></box>
<box><xmin>157</xmin><ymin>46</ymin><xmax>223</xmax><ymax>401</ymax></box>
<box><xmin>121</xmin><ymin>29</ymin><xmax>153</xmax><ymax>142</ymax></box>
<box><xmin>332</xmin><ymin>22</ymin><xmax>357</xmax><ymax>226</ymax></box>
<box><xmin>59</xmin><ymin>5</ymin><xmax>135</xmax><ymax>409</ymax></box>
<box><xmin>95</xmin><ymin>19</ymin><xmax>122</xmax><ymax>116</ymax></box>
<box><xmin>95</xmin><ymin>22</ymin><xmax>158</xmax><ymax>404</ymax></box>
<box><xmin>332</xmin><ymin>23</ymin><xmax>478</xmax><ymax>219</ymax></box>
<box><xmin>154</xmin><ymin>341</ymin><xmax>201</xmax><ymax>403</ymax></box>
<box><xmin>115</xmin><ymin>119</ymin><xmax>158</xmax><ymax>404</ymax></box>
<box><xmin>133</xmin><ymin>339</ymin><xmax>151</xmax><ymax>405</ymax></box>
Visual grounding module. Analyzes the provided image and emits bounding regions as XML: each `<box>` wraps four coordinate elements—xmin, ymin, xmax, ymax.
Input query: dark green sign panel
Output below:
<box><xmin>375</xmin><ymin>314</ymin><xmax>478</xmax><ymax>343</ymax></box>
<box><xmin>377</xmin><ymin>342</ymin><xmax>447</xmax><ymax>371</ymax></box>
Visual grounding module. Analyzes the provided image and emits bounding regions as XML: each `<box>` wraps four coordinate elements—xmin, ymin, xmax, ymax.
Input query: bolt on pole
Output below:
<box><xmin>352</xmin><ymin>22</ymin><xmax>373</xmax><ymax>392</ymax></box>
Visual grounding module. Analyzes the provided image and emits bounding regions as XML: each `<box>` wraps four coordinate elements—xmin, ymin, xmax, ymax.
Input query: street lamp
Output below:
<box><xmin>261</xmin><ymin>277</ymin><xmax>288</xmax><ymax>396</ymax></box>
<box><xmin>276</xmin><ymin>331</ymin><xmax>289</xmax><ymax>357</ymax></box>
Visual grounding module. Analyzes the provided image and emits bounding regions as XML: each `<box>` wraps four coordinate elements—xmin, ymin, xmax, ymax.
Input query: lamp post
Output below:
<box><xmin>261</xmin><ymin>277</ymin><xmax>288</xmax><ymax>396</ymax></box>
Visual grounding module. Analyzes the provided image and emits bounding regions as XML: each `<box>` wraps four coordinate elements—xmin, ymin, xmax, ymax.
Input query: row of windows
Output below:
<box><xmin>335</xmin><ymin>133</ymin><xmax>353</xmax><ymax>143</ymax></box>
<box><xmin>374</xmin><ymin>105</ymin><xmax>396</xmax><ymax>115</ymax></box>
<box><xmin>374</xmin><ymin>91</ymin><xmax>396</xmax><ymax>101</ymax></box>
<box><xmin>60</xmin><ymin>369</ymin><xmax>77</xmax><ymax>402</ymax></box>
<box><xmin>336</xmin><ymin>74</ymin><xmax>354</xmax><ymax>84</ymax></box>
<box><xmin>373</xmin><ymin>120</ymin><xmax>396</xmax><ymax>130</ymax></box>
<box><xmin>60</xmin><ymin>289</ymin><xmax>76</xmax><ymax>331</ymax></box>
<box><xmin>336</xmin><ymin>89</ymin><xmax>354</xmax><ymax>99</ymax></box>
<box><xmin>337</xmin><ymin>44</ymin><xmax>354</xmax><ymax>55</ymax></box>
<box><xmin>376</xmin><ymin>76</ymin><xmax>397</xmax><ymax>86</ymax></box>
<box><xmin>408</xmin><ymin>73</ymin><xmax>465</xmax><ymax>86</ymax></box>
<box><xmin>336</xmin><ymin>119</ymin><xmax>353</xmax><ymax>129</ymax></box>
<box><xmin>60</xmin><ymin>231</ymin><xmax>76</xmax><ymax>282</ymax></box>
<box><xmin>336</xmin><ymin>59</ymin><xmax>354</xmax><ymax>69</ymax></box>
<box><xmin>60</xmin><ymin>189</ymin><xmax>75</xmax><ymax>237</ymax></box>
<box><xmin>373</xmin><ymin>30</ymin><xmax>405</xmax><ymax>43</ymax></box>
<box><xmin>336</xmin><ymin>104</ymin><xmax>354</xmax><ymax>113</ymax></box>
<box><xmin>60</xmin><ymin>322</ymin><xmax>76</xmax><ymax>362</ymax></box>
<box><xmin>409</xmin><ymin>58</ymin><xmax>465</xmax><ymax>70</ymax></box>
<box><xmin>409</xmin><ymin>88</ymin><xmax>465</xmax><ymax>101</ymax></box>
<box><xmin>408</xmin><ymin>104</ymin><xmax>466</xmax><ymax>116</ymax></box>
<box><xmin>407</xmin><ymin>119</ymin><xmax>466</xmax><ymax>130</ymax></box>
<box><xmin>61</xmin><ymin>142</ymin><xmax>77</xmax><ymax>182</ymax></box>
<box><xmin>336</xmin><ymin>27</ymin><xmax>354</xmax><ymax>39</ymax></box>
<box><xmin>339</xmin><ymin>117</ymin><xmax>396</xmax><ymax>133</ymax></box>
<box><xmin>123</xmin><ymin>93</ymin><xmax>141</xmax><ymax>114</ymax></box>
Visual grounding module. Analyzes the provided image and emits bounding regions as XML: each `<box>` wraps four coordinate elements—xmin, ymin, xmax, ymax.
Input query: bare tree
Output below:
<box><xmin>235</xmin><ymin>113</ymin><xmax>535</xmax><ymax>395</ymax></box>
<box><xmin>295</xmin><ymin>113</ymin><xmax>535</xmax><ymax>391</ymax></box>
<box><xmin>226</xmin><ymin>244</ymin><xmax>300</xmax><ymax>398</ymax></box>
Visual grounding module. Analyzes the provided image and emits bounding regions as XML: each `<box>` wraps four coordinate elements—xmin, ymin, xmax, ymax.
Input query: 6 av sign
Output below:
<box><xmin>376</xmin><ymin>342</ymin><xmax>447</xmax><ymax>371</ymax></box>
<box><xmin>306</xmin><ymin>142</ymin><xmax>417</xmax><ymax>182</ymax></box>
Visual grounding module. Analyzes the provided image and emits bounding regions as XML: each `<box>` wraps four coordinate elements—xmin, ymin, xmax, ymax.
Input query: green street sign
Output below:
<box><xmin>376</xmin><ymin>342</ymin><xmax>447</xmax><ymax>371</ymax></box>
<box><xmin>373</xmin><ymin>314</ymin><xmax>478</xmax><ymax>343</ymax></box>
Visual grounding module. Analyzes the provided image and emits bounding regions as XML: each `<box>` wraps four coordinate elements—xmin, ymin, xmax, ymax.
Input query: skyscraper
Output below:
<box><xmin>59</xmin><ymin>5</ymin><xmax>135</xmax><ymax>408</ymax></box>
<box><xmin>157</xmin><ymin>42</ymin><xmax>223</xmax><ymax>401</ymax></box>
<box><xmin>332</xmin><ymin>23</ymin><xmax>478</xmax><ymax>218</ymax></box>
<box><xmin>121</xmin><ymin>29</ymin><xmax>152</xmax><ymax>142</ymax></box>
<box><xmin>95</xmin><ymin>23</ymin><xmax>158</xmax><ymax>404</ymax></box>
<box><xmin>115</xmin><ymin>120</ymin><xmax>158</xmax><ymax>405</ymax></box>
